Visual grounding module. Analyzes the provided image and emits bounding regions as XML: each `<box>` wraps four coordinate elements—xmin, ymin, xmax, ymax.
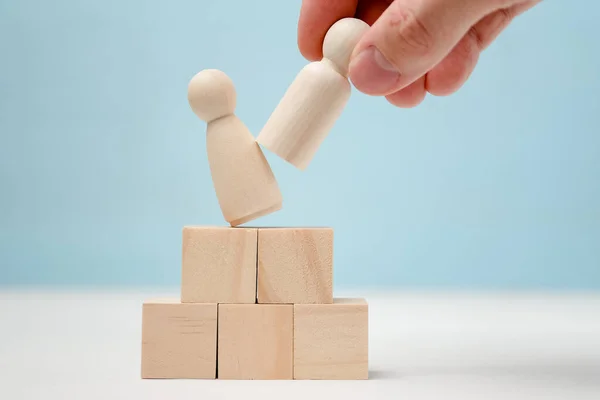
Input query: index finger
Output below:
<box><xmin>298</xmin><ymin>0</ymin><xmax>359</xmax><ymax>61</ymax></box>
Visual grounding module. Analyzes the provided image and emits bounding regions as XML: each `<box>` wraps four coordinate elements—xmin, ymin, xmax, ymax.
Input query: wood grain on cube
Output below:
<box><xmin>294</xmin><ymin>298</ymin><xmax>368</xmax><ymax>380</ymax></box>
<box><xmin>141</xmin><ymin>299</ymin><xmax>217</xmax><ymax>379</ymax></box>
<box><xmin>257</xmin><ymin>227</ymin><xmax>333</xmax><ymax>304</ymax></box>
<box><xmin>218</xmin><ymin>304</ymin><xmax>293</xmax><ymax>379</ymax></box>
<box><xmin>181</xmin><ymin>226</ymin><xmax>257</xmax><ymax>303</ymax></box>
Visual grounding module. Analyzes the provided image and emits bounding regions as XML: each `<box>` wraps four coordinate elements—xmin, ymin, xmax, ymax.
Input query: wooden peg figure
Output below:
<box><xmin>256</xmin><ymin>18</ymin><xmax>369</xmax><ymax>170</ymax></box>
<box><xmin>188</xmin><ymin>69</ymin><xmax>283</xmax><ymax>226</ymax></box>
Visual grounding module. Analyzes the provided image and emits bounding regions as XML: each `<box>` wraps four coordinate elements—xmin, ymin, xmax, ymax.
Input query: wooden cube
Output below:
<box><xmin>257</xmin><ymin>227</ymin><xmax>333</xmax><ymax>304</ymax></box>
<box><xmin>141</xmin><ymin>299</ymin><xmax>217</xmax><ymax>379</ymax></box>
<box><xmin>294</xmin><ymin>298</ymin><xmax>368</xmax><ymax>380</ymax></box>
<box><xmin>181</xmin><ymin>226</ymin><xmax>257</xmax><ymax>303</ymax></box>
<box><xmin>218</xmin><ymin>304</ymin><xmax>293</xmax><ymax>379</ymax></box>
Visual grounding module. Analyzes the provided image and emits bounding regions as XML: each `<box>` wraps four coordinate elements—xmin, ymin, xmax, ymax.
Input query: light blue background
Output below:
<box><xmin>0</xmin><ymin>1</ymin><xmax>598</xmax><ymax>289</ymax></box>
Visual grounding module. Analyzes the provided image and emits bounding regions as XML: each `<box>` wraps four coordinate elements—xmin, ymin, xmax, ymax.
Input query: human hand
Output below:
<box><xmin>298</xmin><ymin>0</ymin><xmax>541</xmax><ymax>107</ymax></box>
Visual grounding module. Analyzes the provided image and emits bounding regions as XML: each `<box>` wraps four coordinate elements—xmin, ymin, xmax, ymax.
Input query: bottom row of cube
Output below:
<box><xmin>141</xmin><ymin>298</ymin><xmax>368</xmax><ymax>380</ymax></box>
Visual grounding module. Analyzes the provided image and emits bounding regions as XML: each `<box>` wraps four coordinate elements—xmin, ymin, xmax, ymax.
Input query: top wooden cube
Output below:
<box><xmin>180</xmin><ymin>226</ymin><xmax>334</xmax><ymax>305</ymax></box>
<box><xmin>257</xmin><ymin>227</ymin><xmax>333</xmax><ymax>304</ymax></box>
<box><xmin>181</xmin><ymin>226</ymin><xmax>257</xmax><ymax>303</ymax></box>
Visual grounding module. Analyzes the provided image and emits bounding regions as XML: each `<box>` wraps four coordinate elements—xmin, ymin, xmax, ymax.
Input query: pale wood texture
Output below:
<box><xmin>256</xmin><ymin>63</ymin><xmax>349</xmax><ymax>170</ymax></box>
<box><xmin>141</xmin><ymin>299</ymin><xmax>217</xmax><ymax>379</ymax></box>
<box><xmin>218</xmin><ymin>304</ymin><xmax>293</xmax><ymax>380</ymax></box>
<box><xmin>257</xmin><ymin>227</ymin><xmax>333</xmax><ymax>304</ymax></box>
<box><xmin>188</xmin><ymin>69</ymin><xmax>282</xmax><ymax>226</ymax></box>
<box><xmin>181</xmin><ymin>226</ymin><xmax>257</xmax><ymax>304</ymax></box>
<box><xmin>294</xmin><ymin>298</ymin><xmax>368</xmax><ymax>380</ymax></box>
<box><xmin>256</xmin><ymin>18</ymin><xmax>369</xmax><ymax>170</ymax></box>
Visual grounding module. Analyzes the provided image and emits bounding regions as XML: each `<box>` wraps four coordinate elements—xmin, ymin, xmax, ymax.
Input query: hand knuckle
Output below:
<box><xmin>467</xmin><ymin>27</ymin><xmax>485</xmax><ymax>51</ymax></box>
<box><xmin>383</xmin><ymin>7</ymin><xmax>434</xmax><ymax>57</ymax></box>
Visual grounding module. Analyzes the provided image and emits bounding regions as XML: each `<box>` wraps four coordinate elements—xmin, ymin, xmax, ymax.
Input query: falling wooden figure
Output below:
<box><xmin>187</xmin><ymin>69</ymin><xmax>283</xmax><ymax>226</ymax></box>
<box><xmin>257</xmin><ymin>18</ymin><xmax>369</xmax><ymax>170</ymax></box>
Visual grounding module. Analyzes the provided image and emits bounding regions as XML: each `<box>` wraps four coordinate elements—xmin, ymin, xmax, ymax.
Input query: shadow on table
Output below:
<box><xmin>369</xmin><ymin>370</ymin><xmax>399</xmax><ymax>380</ymax></box>
<box><xmin>369</xmin><ymin>362</ymin><xmax>600</xmax><ymax>387</ymax></box>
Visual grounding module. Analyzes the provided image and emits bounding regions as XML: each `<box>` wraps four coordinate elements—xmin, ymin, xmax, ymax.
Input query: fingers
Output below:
<box><xmin>469</xmin><ymin>0</ymin><xmax>541</xmax><ymax>50</ymax></box>
<box><xmin>348</xmin><ymin>0</ymin><xmax>500</xmax><ymax>96</ymax></box>
<box><xmin>298</xmin><ymin>0</ymin><xmax>358</xmax><ymax>61</ymax></box>
<box><xmin>297</xmin><ymin>0</ymin><xmax>540</xmax><ymax>107</ymax></box>
<box><xmin>425</xmin><ymin>29</ymin><xmax>480</xmax><ymax>96</ymax></box>
<box><xmin>385</xmin><ymin>76</ymin><xmax>426</xmax><ymax>107</ymax></box>
<box><xmin>426</xmin><ymin>0</ymin><xmax>540</xmax><ymax>96</ymax></box>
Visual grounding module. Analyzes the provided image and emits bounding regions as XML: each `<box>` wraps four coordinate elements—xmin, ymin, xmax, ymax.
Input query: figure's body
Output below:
<box><xmin>257</xmin><ymin>18</ymin><xmax>369</xmax><ymax>170</ymax></box>
<box><xmin>188</xmin><ymin>69</ymin><xmax>282</xmax><ymax>226</ymax></box>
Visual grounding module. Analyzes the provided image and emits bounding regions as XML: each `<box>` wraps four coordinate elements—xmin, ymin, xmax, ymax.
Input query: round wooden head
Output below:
<box><xmin>187</xmin><ymin>69</ymin><xmax>236</xmax><ymax>122</ymax></box>
<box><xmin>322</xmin><ymin>18</ymin><xmax>370</xmax><ymax>76</ymax></box>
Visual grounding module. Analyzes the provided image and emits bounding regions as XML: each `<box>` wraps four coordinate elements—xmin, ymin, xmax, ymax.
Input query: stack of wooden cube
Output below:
<box><xmin>141</xmin><ymin>226</ymin><xmax>368</xmax><ymax>380</ymax></box>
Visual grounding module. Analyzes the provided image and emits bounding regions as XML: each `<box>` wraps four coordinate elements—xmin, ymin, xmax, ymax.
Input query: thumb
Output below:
<box><xmin>348</xmin><ymin>0</ymin><xmax>497</xmax><ymax>96</ymax></box>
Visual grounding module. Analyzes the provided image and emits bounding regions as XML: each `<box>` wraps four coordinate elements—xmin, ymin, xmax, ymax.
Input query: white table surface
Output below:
<box><xmin>1</xmin><ymin>288</ymin><xmax>599</xmax><ymax>400</ymax></box>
